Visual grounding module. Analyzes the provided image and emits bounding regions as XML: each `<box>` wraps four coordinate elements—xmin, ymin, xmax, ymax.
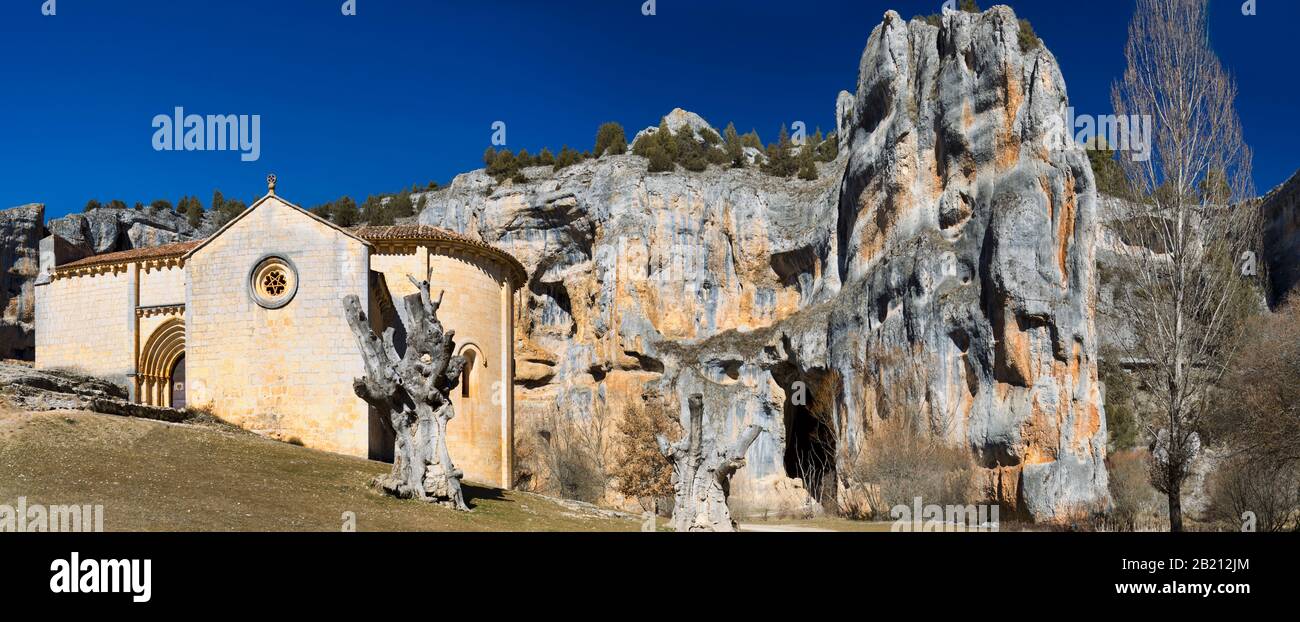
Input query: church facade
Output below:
<box><xmin>33</xmin><ymin>179</ymin><xmax>526</xmax><ymax>488</ymax></box>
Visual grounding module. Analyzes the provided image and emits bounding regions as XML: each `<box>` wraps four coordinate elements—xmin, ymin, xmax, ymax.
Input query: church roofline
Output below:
<box><xmin>353</xmin><ymin>224</ymin><xmax>528</xmax><ymax>289</ymax></box>
<box><xmin>50</xmin><ymin>177</ymin><xmax>529</xmax><ymax>289</ymax></box>
<box><xmin>54</xmin><ymin>239</ymin><xmax>203</xmax><ymax>274</ymax></box>
<box><xmin>181</xmin><ymin>178</ymin><xmax>375</xmax><ymax>261</ymax></box>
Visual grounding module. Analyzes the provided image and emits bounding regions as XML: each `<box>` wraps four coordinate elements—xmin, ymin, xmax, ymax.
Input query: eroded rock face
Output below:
<box><xmin>0</xmin><ymin>204</ymin><xmax>43</xmax><ymax>360</ymax></box>
<box><xmin>46</xmin><ymin>206</ymin><xmax>214</xmax><ymax>256</ymax></box>
<box><xmin>415</xmin><ymin>7</ymin><xmax>1109</xmax><ymax>521</ymax></box>
<box><xmin>1262</xmin><ymin>170</ymin><xmax>1300</xmax><ymax>307</ymax></box>
<box><xmin>825</xmin><ymin>7</ymin><xmax>1107</xmax><ymax>519</ymax></box>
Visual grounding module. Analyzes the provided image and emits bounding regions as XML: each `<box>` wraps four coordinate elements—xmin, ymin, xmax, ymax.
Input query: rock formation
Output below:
<box><xmin>1262</xmin><ymin>170</ymin><xmax>1300</xmax><ymax>307</ymax></box>
<box><xmin>0</xmin><ymin>360</ymin><xmax>189</xmax><ymax>422</ymax></box>
<box><xmin>4</xmin><ymin>7</ymin><xmax>1130</xmax><ymax>521</ymax></box>
<box><xmin>47</xmin><ymin>205</ymin><xmax>214</xmax><ymax>256</ymax></box>
<box><xmin>343</xmin><ymin>277</ymin><xmax>469</xmax><ymax>510</ymax></box>
<box><xmin>412</xmin><ymin>6</ymin><xmax>1110</xmax><ymax>521</ymax></box>
<box><xmin>0</xmin><ymin>204</ymin><xmax>43</xmax><ymax>360</ymax></box>
<box><xmin>657</xmin><ymin>394</ymin><xmax>763</xmax><ymax>532</ymax></box>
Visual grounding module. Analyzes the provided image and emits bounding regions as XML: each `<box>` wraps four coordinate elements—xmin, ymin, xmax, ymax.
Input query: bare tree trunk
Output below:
<box><xmin>343</xmin><ymin>276</ymin><xmax>468</xmax><ymax>510</ymax></box>
<box><xmin>657</xmin><ymin>394</ymin><xmax>763</xmax><ymax>532</ymax></box>
<box><xmin>1168</xmin><ymin>479</ymin><xmax>1183</xmax><ymax>532</ymax></box>
<box><xmin>1111</xmin><ymin>0</ymin><xmax>1258</xmax><ymax>533</ymax></box>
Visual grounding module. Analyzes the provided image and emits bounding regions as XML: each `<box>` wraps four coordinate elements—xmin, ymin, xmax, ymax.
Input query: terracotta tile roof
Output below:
<box><xmin>57</xmin><ymin>240</ymin><xmax>204</xmax><ymax>271</ymax></box>
<box><xmin>353</xmin><ymin>225</ymin><xmax>528</xmax><ymax>286</ymax></box>
<box><xmin>353</xmin><ymin>224</ymin><xmax>476</xmax><ymax>244</ymax></box>
<box><xmin>53</xmin><ymin>225</ymin><xmax>529</xmax><ymax>287</ymax></box>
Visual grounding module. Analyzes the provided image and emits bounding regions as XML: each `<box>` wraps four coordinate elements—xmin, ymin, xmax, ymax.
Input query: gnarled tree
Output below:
<box><xmin>656</xmin><ymin>394</ymin><xmax>763</xmax><ymax>532</ymax></box>
<box><xmin>343</xmin><ymin>275</ymin><xmax>468</xmax><ymax>510</ymax></box>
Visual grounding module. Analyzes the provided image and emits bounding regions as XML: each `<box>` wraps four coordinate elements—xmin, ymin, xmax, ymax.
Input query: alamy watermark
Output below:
<box><xmin>890</xmin><ymin>497</ymin><xmax>1000</xmax><ymax>532</ymax></box>
<box><xmin>1059</xmin><ymin>107</ymin><xmax>1152</xmax><ymax>162</ymax></box>
<box><xmin>152</xmin><ymin>107</ymin><xmax>262</xmax><ymax>162</ymax></box>
<box><xmin>50</xmin><ymin>552</ymin><xmax>151</xmax><ymax>603</ymax></box>
<box><xmin>0</xmin><ymin>497</ymin><xmax>104</xmax><ymax>532</ymax></box>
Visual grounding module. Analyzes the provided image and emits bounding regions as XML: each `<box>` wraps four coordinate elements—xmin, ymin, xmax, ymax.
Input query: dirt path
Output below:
<box><xmin>739</xmin><ymin>523</ymin><xmax>838</xmax><ymax>533</ymax></box>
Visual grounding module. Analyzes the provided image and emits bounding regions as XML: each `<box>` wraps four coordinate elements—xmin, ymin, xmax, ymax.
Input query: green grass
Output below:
<box><xmin>0</xmin><ymin>408</ymin><xmax>639</xmax><ymax>532</ymax></box>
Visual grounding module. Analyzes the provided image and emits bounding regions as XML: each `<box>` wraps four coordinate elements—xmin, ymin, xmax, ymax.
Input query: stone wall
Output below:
<box><xmin>34</xmin><ymin>267</ymin><xmax>134</xmax><ymax>382</ymax></box>
<box><xmin>139</xmin><ymin>265</ymin><xmax>185</xmax><ymax>308</ymax></box>
<box><xmin>186</xmin><ymin>197</ymin><xmax>371</xmax><ymax>456</ymax></box>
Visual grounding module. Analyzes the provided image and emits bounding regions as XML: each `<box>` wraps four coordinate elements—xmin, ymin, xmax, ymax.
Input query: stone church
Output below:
<box><xmin>33</xmin><ymin>177</ymin><xmax>526</xmax><ymax>488</ymax></box>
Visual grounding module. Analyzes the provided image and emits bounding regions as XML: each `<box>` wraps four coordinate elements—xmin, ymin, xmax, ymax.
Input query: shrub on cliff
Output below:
<box><xmin>797</xmin><ymin>142</ymin><xmax>819</xmax><ymax>181</ymax></box>
<box><xmin>723</xmin><ymin>123</ymin><xmax>746</xmax><ymax>168</ymax></box>
<box><xmin>310</xmin><ymin>196</ymin><xmax>358</xmax><ymax>227</ymax></box>
<box><xmin>1017</xmin><ymin>18</ymin><xmax>1041</xmax><ymax>52</ymax></box>
<box><xmin>761</xmin><ymin>125</ymin><xmax>798</xmax><ymax>178</ymax></box>
<box><xmin>594</xmin><ymin>122</ymin><xmax>628</xmax><ymax>157</ymax></box>
<box><xmin>919</xmin><ymin>0</ymin><xmax>979</xmax><ymax>27</ymax></box>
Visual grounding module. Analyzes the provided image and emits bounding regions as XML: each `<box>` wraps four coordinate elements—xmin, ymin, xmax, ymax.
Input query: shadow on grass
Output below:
<box><xmin>463</xmin><ymin>483</ymin><xmax>509</xmax><ymax>510</ymax></box>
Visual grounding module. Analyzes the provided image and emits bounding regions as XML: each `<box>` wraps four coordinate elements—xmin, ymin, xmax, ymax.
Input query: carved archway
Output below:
<box><xmin>139</xmin><ymin>318</ymin><xmax>186</xmax><ymax>408</ymax></box>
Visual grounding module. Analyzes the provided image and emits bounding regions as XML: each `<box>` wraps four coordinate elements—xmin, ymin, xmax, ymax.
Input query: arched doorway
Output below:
<box><xmin>139</xmin><ymin>318</ymin><xmax>186</xmax><ymax>408</ymax></box>
<box><xmin>170</xmin><ymin>356</ymin><xmax>186</xmax><ymax>409</ymax></box>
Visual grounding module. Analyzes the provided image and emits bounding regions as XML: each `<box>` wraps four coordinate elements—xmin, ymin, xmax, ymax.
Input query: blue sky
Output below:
<box><xmin>1</xmin><ymin>0</ymin><xmax>1296</xmax><ymax>219</ymax></box>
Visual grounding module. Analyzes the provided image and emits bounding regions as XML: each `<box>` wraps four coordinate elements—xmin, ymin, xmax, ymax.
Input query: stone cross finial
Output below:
<box><xmin>267</xmin><ymin>173</ymin><xmax>278</xmax><ymax>195</ymax></box>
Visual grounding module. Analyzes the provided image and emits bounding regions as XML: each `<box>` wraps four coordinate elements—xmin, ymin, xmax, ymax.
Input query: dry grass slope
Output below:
<box><xmin>0</xmin><ymin>407</ymin><xmax>639</xmax><ymax>532</ymax></box>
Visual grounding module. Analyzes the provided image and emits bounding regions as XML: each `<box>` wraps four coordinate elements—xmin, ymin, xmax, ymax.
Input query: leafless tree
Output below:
<box><xmin>1109</xmin><ymin>0</ymin><xmax>1258</xmax><ymax>531</ymax></box>
<box><xmin>657</xmin><ymin>394</ymin><xmax>763</xmax><ymax>532</ymax></box>
<box><xmin>343</xmin><ymin>276</ymin><xmax>468</xmax><ymax>509</ymax></box>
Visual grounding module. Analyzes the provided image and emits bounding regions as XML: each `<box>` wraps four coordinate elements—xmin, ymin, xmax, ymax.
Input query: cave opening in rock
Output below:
<box><xmin>776</xmin><ymin>367</ymin><xmax>838</xmax><ymax>512</ymax></box>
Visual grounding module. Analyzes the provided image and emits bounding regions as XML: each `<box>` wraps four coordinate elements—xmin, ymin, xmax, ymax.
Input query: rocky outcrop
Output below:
<box><xmin>0</xmin><ymin>360</ymin><xmax>189</xmax><ymax>422</ymax></box>
<box><xmin>46</xmin><ymin>206</ymin><xmax>214</xmax><ymax>256</ymax></box>
<box><xmin>414</xmin><ymin>7</ymin><xmax>1109</xmax><ymax>521</ymax></box>
<box><xmin>1262</xmin><ymin>170</ymin><xmax>1300</xmax><ymax>307</ymax></box>
<box><xmin>0</xmin><ymin>204</ymin><xmax>43</xmax><ymax>360</ymax></box>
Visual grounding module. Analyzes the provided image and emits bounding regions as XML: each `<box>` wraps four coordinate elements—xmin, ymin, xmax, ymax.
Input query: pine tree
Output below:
<box><xmin>816</xmin><ymin>132</ymin><xmax>840</xmax><ymax>161</ymax></box>
<box><xmin>762</xmin><ymin>125</ymin><xmax>797</xmax><ymax>177</ymax></box>
<box><xmin>538</xmin><ymin>147</ymin><xmax>556</xmax><ymax>166</ymax></box>
<box><xmin>594</xmin><ymin>122</ymin><xmax>628</xmax><ymax>157</ymax></box>
<box><xmin>674</xmin><ymin>125</ymin><xmax>707</xmax><ymax>172</ymax></box>
<box><xmin>331</xmin><ymin>196</ymin><xmax>359</xmax><ymax>227</ymax></box>
<box><xmin>797</xmin><ymin>140</ymin><xmax>819</xmax><ymax>181</ymax></box>
<box><xmin>723</xmin><ymin>122</ymin><xmax>745</xmax><ymax>168</ymax></box>
<box><xmin>183</xmin><ymin>196</ymin><xmax>205</xmax><ymax>227</ymax></box>
<box><xmin>655</xmin><ymin>119</ymin><xmax>679</xmax><ymax>162</ymax></box>
<box><xmin>361</xmin><ymin>195</ymin><xmax>388</xmax><ymax>225</ymax></box>
<box><xmin>554</xmin><ymin>145</ymin><xmax>582</xmax><ymax>172</ymax></box>
<box><xmin>387</xmin><ymin>193</ymin><xmax>414</xmax><ymax>220</ymax></box>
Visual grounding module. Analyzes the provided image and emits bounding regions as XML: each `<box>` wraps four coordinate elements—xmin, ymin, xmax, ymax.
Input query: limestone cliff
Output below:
<box><xmin>47</xmin><ymin>206</ymin><xmax>214</xmax><ymax>255</ymax></box>
<box><xmin>1262</xmin><ymin>170</ymin><xmax>1300</xmax><ymax>307</ymax></box>
<box><xmin>0</xmin><ymin>204</ymin><xmax>43</xmax><ymax>359</ymax></box>
<box><xmin>414</xmin><ymin>7</ymin><xmax>1110</xmax><ymax>520</ymax></box>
